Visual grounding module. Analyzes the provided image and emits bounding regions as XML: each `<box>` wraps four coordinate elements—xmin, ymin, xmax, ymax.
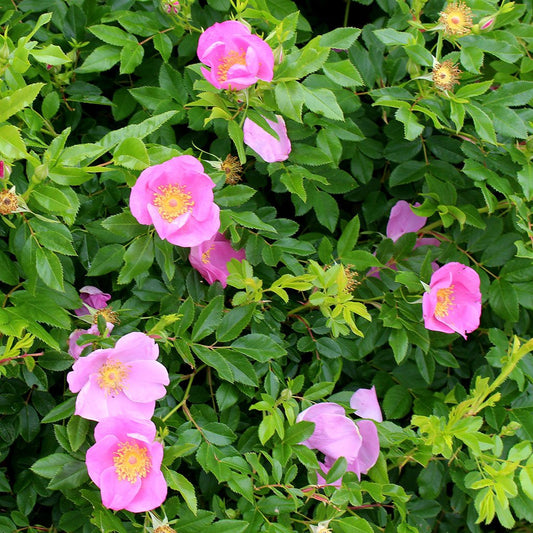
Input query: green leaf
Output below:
<box><xmin>337</xmin><ymin>215</ymin><xmax>360</xmax><ymax>258</ymax></box>
<box><xmin>30</xmin><ymin>219</ymin><xmax>76</xmax><ymax>256</ymax></box>
<box><xmin>67</xmin><ymin>415</ymin><xmax>89</xmax><ymax>452</ymax></box>
<box><xmin>320</xmin><ymin>27</ymin><xmax>361</xmax><ymax>49</ymax></box>
<box><xmin>154</xmin><ymin>32</ymin><xmax>173</xmax><ymax>62</ymax></box>
<box><xmin>192</xmin><ymin>295</ymin><xmax>224</xmax><ymax>342</ymax></box>
<box><xmin>120</xmin><ymin>42</ymin><xmax>144</xmax><ymax>75</ymax></box>
<box><xmin>303</xmin><ymin>382</ymin><xmax>335</xmax><ymax>401</ymax></box>
<box><xmin>229</xmin><ymin>211</ymin><xmax>277</xmax><ymax>233</ymax></box>
<box><xmin>336</xmin><ymin>517</ymin><xmax>374</xmax><ymax>533</ymax></box>
<box><xmin>323</xmin><ymin>60</ymin><xmax>364</xmax><ymax>87</ymax></box>
<box><xmin>374</xmin><ymin>28</ymin><xmax>412</xmax><ymax>46</ymax></box>
<box><xmin>35</xmin><ymin>248</ymin><xmax>64</xmax><ymax>291</ymax></box>
<box><xmin>275</xmin><ymin>81</ymin><xmax>304</xmax><ymax>123</ymax></box>
<box><xmin>383</xmin><ymin>385</ymin><xmax>412</xmax><ymax>419</ymax></box>
<box><xmin>164</xmin><ymin>468</ymin><xmax>198</xmax><ymax>515</ymax></box>
<box><xmin>88</xmin><ymin>24</ymin><xmax>136</xmax><ymax>46</ymax></box>
<box><xmin>0</xmin><ymin>83</ymin><xmax>44</xmax><ymax>122</ymax></box>
<box><xmin>488</xmin><ymin>279</ymin><xmax>519</xmax><ymax>322</ymax></box>
<box><xmin>460</xmin><ymin>46</ymin><xmax>484</xmax><ymax>73</ymax></box>
<box><xmin>87</xmin><ymin>244</ymin><xmax>125</xmax><ymax>276</ymax></box>
<box><xmin>292</xmin><ymin>36</ymin><xmax>329</xmax><ymax>78</ymax></box>
<box><xmin>389</xmin><ymin>161</ymin><xmax>426</xmax><ymax>187</ymax></box>
<box><xmin>18</xmin><ymin>405</ymin><xmax>40</xmax><ymax>442</ymax></box>
<box><xmin>114</xmin><ymin>137</ymin><xmax>150</xmax><ymax>170</ymax></box>
<box><xmin>231</xmin><ymin>334</ymin><xmax>286</xmax><ymax>362</ymax></box>
<box><xmin>192</xmin><ymin>345</ymin><xmax>234</xmax><ymax>382</ymax></box>
<box><xmin>456</xmin><ymin>81</ymin><xmax>493</xmax><ymax>99</ymax></box>
<box><xmin>31</xmin><ymin>185</ymin><xmax>72</xmax><ymax>217</ymax></box>
<box><xmin>404</xmin><ymin>44</ymin><xmax>434</xmax><ymax>67</ymax></box>
<box><xmin>302</xmin><ymin>87</ymin><xmax>344</xmax><ymax>121</ymax></box>
<box><xmin>216</xmin><ymin>304</ymin><xmax>255</xmax><ymax>342</ymax></box>
<box><xmin>227</xmin><ymin>120</ymin><xmax>246</xmax><ymax>163</ymax></box>
<box><xmin>389</xmin><ymin>328</ymin><xmax>409</xmax><ymax>364</ymax></box>
<box><xmin>117</xmin><ymin>235</ymin><xmax>154</xmax><ymax>284</ymax></box>
<box><xmin>31</xmin><ymin>453</ymin><xmax>72</xmax><ymax>479</ymax></box>
<box><xmin>325</xmin><ymin>456</ymin><xmax>347</xmax><ymax>484</ymax></box>
<box><xmin>76</xmin><ymin>45</ymin><xmax>121</xmax><ymax>74</ymax></box>
<box><xmin>465</xmin><ymin>103</ymin><xmax>497</xmax><ymax>144</ymax></box>
<box><xmin>30</xmin><ymin>44</ymin><xmax>71</xmax><ymax>66</ymax></box>
<box><xmin>101</xmin><ymin>211</ymin><xmax>147</xmax><ymax>239</ymax></box>
<box><xmin>202</xmin><ymin>422</ymin><xmax>237</xmax><ymax>446</ymax></box>
<box><xmin>214</xmin><ymin>185</ymin><xmax>256</xmax><ymax>207</ymax></box>
<box><xmin>395</xmin><ymin>107</ymin><xmax>424</xmax><ymax>141</ymax></box>
<box><xmin>48</xmin><ymin>460</ymin><xmax>88</xmax><ymax>490</ymax></box>
<box><xmin>483</xmin><ymin>81</ymin><xmax>533</xmax><ymax>107</ymax></box>
<box><xmin>0</xmin><ymin>125</ymin><xmax>27</xmax><ymax>159</ymax></box>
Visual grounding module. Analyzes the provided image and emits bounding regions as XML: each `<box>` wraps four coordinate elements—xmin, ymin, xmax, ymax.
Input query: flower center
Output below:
<box><xmin>113</xmin><ymin>441</ymin><xmax>151</xmax><ymax>483</ymax></box>
<box><xmin>439</xmin><ymin>2</ymin><xmax>473</xmax><ymax>35</ymax></box>
<box><xmin>153</xmin><ymin>184</ymin><xmax>194</xmax><ymax>222</ymax></box>
<box><xmin>93</xmin><ymin>306</ymin><xmax>119</xmax><ymax>325</ymax></box>
<box><xmin>0</xmin><ymin>190</ymin><xmax>18</xmax><ymax>215</ymax></box>
<box><xmin>217</xmin><ymin>50</ymin><xmax>246</xmax><ymax>83</ymax></box>
<box><xmin>432</xmin><ymin>61</ymin><xmax>461</xmax><ymax>91</ymax></box>
<box><xmin>221</xmin><ymin>154</ymin><xmax>243</xmax><ymax>185</ymax></box>
<box><xmin>97</xmin><ymin>359</ymin><xmax>129</xmax><ymax>395</ymax></box>
<box><xmin>435</xmin><ymin>286</ymin><xmax>455</xmax><ymax>318</ymax></box>
<box><xmin>201</xmin><ymin>245</ymin><xmax>214</xmax><ymax>264</ymax></box>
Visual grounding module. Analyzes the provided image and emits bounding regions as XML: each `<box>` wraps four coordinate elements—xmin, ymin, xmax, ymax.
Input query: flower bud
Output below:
<box><xmin>161</xmin><ymin>0</ymin><xmax>180</xmax><ymax>14</ymax></box>
<box><xmin>0</xmin><ymin>161</ymin><xmax>11</xmax><ymax>179</ymax></box>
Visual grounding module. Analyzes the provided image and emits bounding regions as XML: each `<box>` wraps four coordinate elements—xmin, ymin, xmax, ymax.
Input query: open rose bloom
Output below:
<box><xmin>422</xmin><ymin>262</ymin><xmax>482</xmax><ymax>339</ymax></box>
<box><xmin>243</xmin><ymin>115</ymin><xmax>291</xmax><ymax>163</ymax></box>
<box><xmin>86</xmin><ymin>417</ymin><xmax>167</xmax><ymax>512</ymax></box>
<box><xmin>67</xmin><ymin>332</ymin><xmax>169</xmax><ymax>421</ymax></box>
<box><xmin>189</xmin><ymin>232</ymin><xmax>246</xmax><ymax>287</ymax></box>
<box><xmin>130</xmin><ymin>155</ymin><xmax>220</xmax><ymax>247</ymax></box>
<box><xmin>197</xmin><ymin>20</ymin><xmax>274</xmax><ymax>90</ymax></box>
<box><xmin>297</xmin><ymin>387</ymin><xmax>381</xmax><ymax>486</ymax></box>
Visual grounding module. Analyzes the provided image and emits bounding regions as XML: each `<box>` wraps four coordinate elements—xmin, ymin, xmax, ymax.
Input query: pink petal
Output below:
<box><xmin>67</xmin><ymin>351</ymin><xmax>109</xmax><ymax>393</ymax></box>
<box><xmin>94</xmin><ymin>417</ymin><xmax>157</xmax><ymax>443</ymax></box>
<box><xmin>351</xmin><ymin>420</ymin><xmax>380</xmax><ymax>475</ymax></box>
<box><xmin>86</xmin><ymin>434</ymin><xmax>119</xmax><ymax>484</ymax></box>
<box><xmin>350</xmin><ymin>386</ymin><xmax>383</xmax><ymax>422</ymax></box>
<box><xmin>113</xmin><ymin>332</ymin><xmax>159</xmax><ymax>363</ymax></box>
<box><xmin>386</xmin><ymin>201</ymin><xmax>427</xmax><ymax>242</ymax></box>
<box><xmin>99</xmin><ymin>466</ymin><xmax>141</xmax><ymax>510</ymax></box>
<box><xmin>122</xmin><ymin>360</ymin><xmax>169</xmax><ymax>402</ymax></box>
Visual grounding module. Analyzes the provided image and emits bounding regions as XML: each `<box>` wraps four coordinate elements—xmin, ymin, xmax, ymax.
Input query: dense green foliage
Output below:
<box><xmin>0</xmin><ymin>0</ymin><xmax>532</xmax><ymax>531</ymax></box>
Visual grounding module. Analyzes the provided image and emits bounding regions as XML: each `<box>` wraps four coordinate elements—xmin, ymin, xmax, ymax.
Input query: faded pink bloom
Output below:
<box><xmin>422</xmin><ymin>262</ymin><xmax>481</xmax><ymax>339</ymax></box>
<box><xmin>189</xmin><ymin>232</ymin><xmax>245</xmax><ymax>287</ymax></box>
<box><xmin>67</xmin><ymin>332</ymin><xmax>169</xmax><ymax>421</ymax></box>
<box><xmin>350</xmin><ymin>386</ymin><xmax>383</xmax><ymax>422</ymax></box>
<box><xmin>86</xmin><ymin>417</ymin><xmax>167</xmax><ymax>512</ymax></box>
<box><xmin>130</xmin><ymin>156</ymin><xmax>220</xmax><ymax>247</ymax></box>
<box><xmin>297</xmin><ymin>392</ymin><xmax>381</xmax><ymax>485</ymax></box>
<box><xmin>74</xmin><ymin>286</ymin><xmax>111</xmax><ymax>317</ymax></box>
<box><xmin>197</xmin><ymin>20</ymin><xmax>274</xmax><ymax>90</ymax></box>
<box><xmin>243</xmin><ymin>115</ymin><xmax>291</xmax><ymax>163</ymax></box>
<box><xmin>68</xmin><ymin>322</ymin><xmax>114</xmax><ymax>360</ymax></box>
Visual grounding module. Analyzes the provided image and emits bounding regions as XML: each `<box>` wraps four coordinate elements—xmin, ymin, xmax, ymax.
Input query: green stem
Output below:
<box><xmin>435</xmin><ymin>32</ymin><xmax>443</xmax><ymax>62</ymax></box>
<box><xmin>287</xmin><ymin>302</ymin><xmax>314</xmax><ymax>316</ymax></box>
<box><xmin>343</xmin><ymin>0</ymin><xmax>350</xmax><ymax>27</ymax></box>
<box><xmin>161</xmin><ymin>367</ymin><xmax>202</xmax><ymax>422</ymax></box>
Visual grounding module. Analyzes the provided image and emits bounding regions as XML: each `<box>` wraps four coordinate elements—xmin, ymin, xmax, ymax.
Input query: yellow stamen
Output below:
<box><xmin>432</xmin><ymin>60</ymin><xmax>461</xmax><ymax>91</ymax></box>
<box><xmin>221</xmin><ymin>154</ymin><xmax>243</xmax><ymax>185</ymax></box>
<box><xmin>217</xmin><ymin>50</ymin><xmax>246</xmax><ymax>82</ymax></box>
<box><xmin>97</xmin><ymin>359</ymin><xmax>129</xmax><ymax>395</ymax></box>
<box><xmin>113</xmin><ymin>441</ymin><xmax>151</xmax><ymax>483</ymax></box>
<box><xmin>153</xmin><ymin>184</ymin><xmax>194</xmax><ymax>222</ymax></box>
<box><xmin>0</xmin><ymin>190</ymin><xmax>18</xmax><ymax>215</ymax></box>
<box><xmin>154</xmin><ymin>527</ymin><xmax>176</xmax><ymax>533</ymax></box>
<box><xmin>435</xmin><ymin>286</ymin><xmax>455</xmax><ymax>318</ymax></box>
<box><xmin>93</xmin><ymin>306</ymin><xmax>120</xmax><ymax>325</ymax></box>
<box><xmin>201</xmin><ymin>245</ymin><xmax>214</xmax><ymax>264</ymax></box>
<box><xmin>439</xmin><ymin>2</ymin><xmax>473</xmax><ymax>35</ymax></box>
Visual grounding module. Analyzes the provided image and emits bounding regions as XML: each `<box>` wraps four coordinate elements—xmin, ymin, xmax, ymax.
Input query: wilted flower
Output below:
<box><xmin>0</xmin><ymin>188</ymin><xmax>19</xmax><ymax>215</ymax></box>
<box><xmin>67</xmin><ymin>332</ymin><xmax>169</xmax><ymax>421</ymax></box>
<box><xmin>130</xmin><ymin>155</ymin><xmax>220</xmax><ymax>247</ymax></box>
<box><xmin>86</xmin><ymin>417</ymin><xmax>167</xmax><ymax>512</ymax></box>
<box><xmin>243</xmin><ymin>115</ymin><xmax>291</xmax><ymax>163</ymax></box>
<box><xmin>189</xmin><ymin>232</ymin><xmax>246</xmax><ymax>287</ymax></box>
<box><xmin>439</xmin><ymin>1</ymin><xmax>473</xmax><ymax>35</ymax></box>
<box><xmin>297</xmin><ymin>387</ymin><xmax>381</xmax><ymax>485</ymax></box>
<box><xmin>432</xmin><ymin>60</ymin><xmax>461</xmax><ymax>91</ymax></box>
<box><xmin>68</xmin><ymin>322</ymin><xmax>114</xmax><ymax>360</ymax></box>
<box><xmin>74</xmin><ymin>286</ymin><xmax>112</xmax><ymax>317</ymax></box>
<box><xmin>422</xmin><ymin>262</ymin><xmax>481</xmax><ymax>339</ymax></box>
<box><xmin>221</xmin><ymin>154</ymin><xmax>243</xmax><ymax>185</ymax></box>
<box><xmin>197</xmin><ymin>20</ymin><xmax>274</xmax><ymax>90</ymax></box>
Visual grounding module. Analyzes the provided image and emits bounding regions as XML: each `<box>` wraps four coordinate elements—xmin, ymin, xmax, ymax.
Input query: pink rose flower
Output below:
<box><xmin>67</xmin><ymin>332</ymin><xmax>169</xmax><ymax>421</ymax></box>
<box><xmin>86</xmin><ymin>417</ymin><xmax>167</xmax><ymax>512</ymax></box>
<box><xmin>74</xmin><ymin>286</ymin><xmax>111</xmax><ymax>316</ymax></box>
<box><xmin>422</xmin><ymin>262</ymin><xmax>482</xmax><ymax>339</ymax></box>
<box><xmin>130</xmin><ymin>156</ymin><xmax>220</xmax><ymax>247</ymax></box>
<box><xmin>243</xmin><ymin>115</ymin><xmax>291</xmax><ymax>163</ymax></box>
<box><xmin>297</xmin><ymin>389</ymin><xmax>381</xmax><ymax>485</ymax></box>
<box><xmin>189</xmin><ymin>232</ymin><xmax>246</xmax><ymax>287</ymax></box>
<box><xmin>68</xmin><ymin>322</ymin><xmax>114</xmax><ymax>360</ymax></box>
<box><xmin>197</xmin><ymin>20</ymin><xmax>274</xmax><ymax>90</ymax></box>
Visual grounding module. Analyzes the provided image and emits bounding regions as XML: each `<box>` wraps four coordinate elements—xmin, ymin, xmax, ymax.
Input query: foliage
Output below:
<box><xmin>0</xmin><ymin>0</ymin><xmax>532</xmax><ymax>531</ymax></box>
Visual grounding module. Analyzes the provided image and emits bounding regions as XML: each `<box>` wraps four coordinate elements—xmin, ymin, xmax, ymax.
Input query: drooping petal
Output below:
<box><xmin>386</xmin><ymin>201</ymin><xmax>426</xmax><ymax>242</ymax></box>
<box><xmin>350</xmin><ymin>386</ymin><xmax>383</xmax><ymax>422</ymax></box>
<box><xmin>351</xmin><ymin>420</ymin><xmax>380</xmax><ymax>475</ymax></box>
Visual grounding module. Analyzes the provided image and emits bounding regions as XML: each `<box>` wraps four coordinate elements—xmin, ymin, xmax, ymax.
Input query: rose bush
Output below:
<box><xmin>0</xmin><ymin>0</ymin><xmax>532</xmax><ymax>532</ymax></box>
